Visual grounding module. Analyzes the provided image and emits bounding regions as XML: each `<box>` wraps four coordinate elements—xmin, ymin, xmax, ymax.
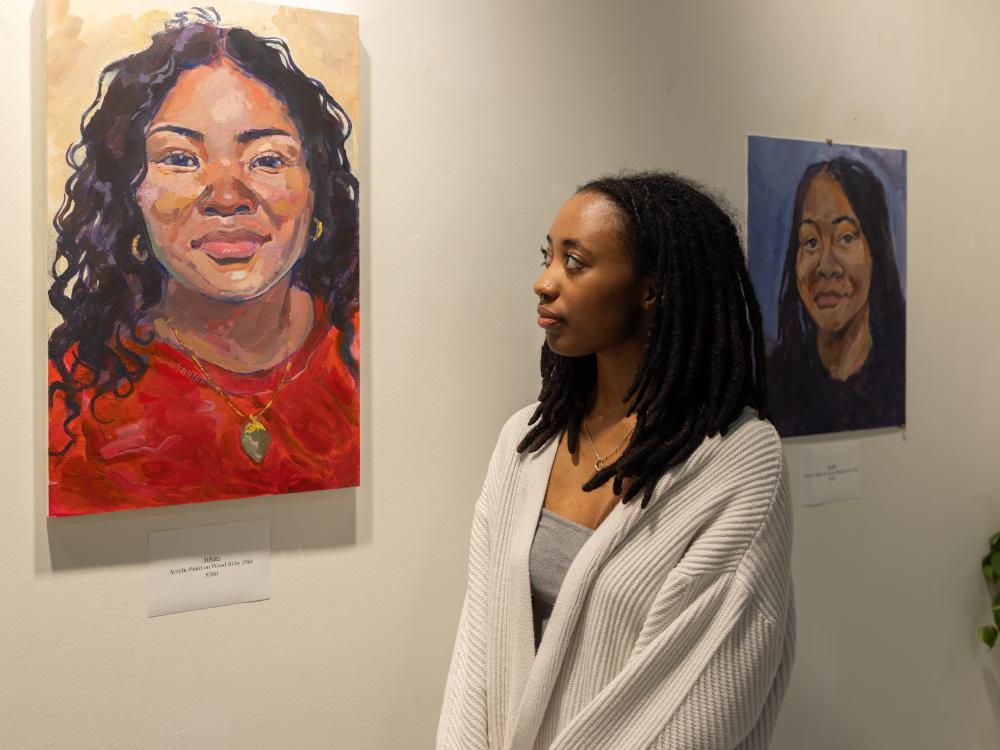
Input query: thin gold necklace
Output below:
<box><xmin>583</xmin><ymin>415</ymin><xmax>635</xmax><ymax>471</ymax></box>
<box><xmin>168</xmin><ymin>325</ymin><xmax>293</xmax><ymax>464</ymax></box>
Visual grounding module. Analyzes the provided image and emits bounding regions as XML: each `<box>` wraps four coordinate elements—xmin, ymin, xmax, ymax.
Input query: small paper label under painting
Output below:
<box><xmin>148</xmin><ymin>519</ymin><xmax>271</xmax><ymax>617</ymax></box>
<box><xmin>799</xmin><ymin>440</ymin><xmax>862</xmax><ymax>507</ymax></box>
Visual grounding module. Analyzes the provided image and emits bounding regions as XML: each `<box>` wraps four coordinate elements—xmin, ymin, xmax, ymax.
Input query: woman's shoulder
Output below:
<box><xmin>478</xmin><ymin>403</ymin><xmax>536</xmax><ymax>464</ymax></box>
<box><xmin>283</xmin><ymin>306</ymin><xmax>359</xmax><ymax>394</ymax></box>
<box><xmin>653</xmin><ymin>409</ymin><xmax>789</xmax><ymax>578</ymax></box>
<box><xmin>501</xmin><ymin>402</ymin><xmax>539</xmax><ymax>438</ymax></box>
<box><xmin>714</xmin><ymin>409</ymin><xmax>786</xmax><ymax>507</ymax></box>
<box><xmin>670</xmin><ymin>408</ymin><xmax>784</xmax><ymax>501</ymax></box>
<box><xmin>726</xmin><ymin>408</ymin><xmax>782</xmax><ymax>454</ymax></box>
<box><xmin>711</xmin><ymin>407</ymin><xmax>782</xmax><ymax>458</ymax></box>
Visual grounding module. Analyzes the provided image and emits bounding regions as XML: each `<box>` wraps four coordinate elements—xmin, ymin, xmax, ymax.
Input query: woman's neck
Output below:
<box><xmin>816</xmin><ymin>306</ymin><xmax>872</xmax><ymax>381</ymax></box>
<box><xmin>153</xmin><ymin>277</ymin><xmax>314</xmax><ymax>373</ymax></box>
<box><xmin>589</xmin><ymin>336</ymin><xmax>644</xmax><ymax>426</ymax></box>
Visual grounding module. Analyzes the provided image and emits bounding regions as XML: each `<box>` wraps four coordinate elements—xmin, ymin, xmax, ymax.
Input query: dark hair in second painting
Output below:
<box><xmin>517</xmin><ymin>171</ymin><xmax>768</xmax><ymax>507</ymax></box>
<box><xmin>775</xmin><ymin>157</ymin><xmax>905</xmax><ymax>367</ymax></box>
<box><xmin>49</xmin><ymin>18</ymin><xmax>359</xmax><ymax>453</ymax></box>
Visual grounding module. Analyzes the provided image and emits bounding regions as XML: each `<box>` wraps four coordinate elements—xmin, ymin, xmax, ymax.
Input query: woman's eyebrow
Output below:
<box><xmin>800</xmin><ymin>216</ymin><xmax>859</xmax><ymax>229</ymax></box>
<box><xmin>546</xmin><ymin>235</ymin><xmax>594</xmax><ymax>258</ymax></box>
<box><xmin>831</xmin><ymin>215</ymin><xmax>859</xmax><ymax>228</ymax></box>
<box><xmin>147</xmin><ymin>124</ymin><xmax>203</xmax><ymax>141</ymax></box>
<box><xmin>237</xmin><ymin>127</ymin><xmax>295</xmax><ymax>144</ymax></box>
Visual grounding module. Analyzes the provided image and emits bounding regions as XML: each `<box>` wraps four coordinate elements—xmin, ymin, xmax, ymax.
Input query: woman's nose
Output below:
<box><xmin>197</xmin><ymin>169</ymin><xmax>257</xmax><ymax>217</ymax></box>
<box><xmin>533</xmin><ymin>269</ymin><xmax>557</xmax><ymax>301</ymax></box>
<box><xmin>816</xmin><ymin>238</ymin><xmax>843</xmax><ymax>278</ymax></box>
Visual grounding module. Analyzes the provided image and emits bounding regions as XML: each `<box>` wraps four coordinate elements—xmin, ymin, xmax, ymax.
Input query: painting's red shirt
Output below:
<box><xmin>48</xmin><ymin>314</ymin><xmax>360</xmax><ymax>517</ymax></box>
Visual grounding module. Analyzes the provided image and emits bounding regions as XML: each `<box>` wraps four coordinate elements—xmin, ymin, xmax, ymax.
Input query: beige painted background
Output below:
<box><xmin>4</xmin><ymin>0</ymin><xmax>1000</xmax><ymax>747</ymax></box>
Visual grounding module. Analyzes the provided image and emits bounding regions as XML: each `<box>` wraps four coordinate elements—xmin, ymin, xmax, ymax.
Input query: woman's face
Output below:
<box><xmin>795</xmin><ymin>172</ymin><xmax>873</xmax><ymax>334</ymax></box>
<box><xmin>533</xmin><ymin>191</ymin><xmax>652</xmax><ymax>357</ymax></box>
<box><xmin>136</xmin><ymin>59</ymin><xmax>314</xmax><ymax>302</ymax></box>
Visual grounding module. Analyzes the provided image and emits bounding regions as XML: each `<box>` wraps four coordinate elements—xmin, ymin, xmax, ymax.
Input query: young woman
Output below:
<box><xmin>767</xmin><ymin>157</ymin><xmax>906</xmax><ymax>437</ymax></box>
<box><xmin>48</xmin><ymin>12</ymin><xmax>360</xmax><ymax>515</ymax></box>
<box><xmin>438</xmin><ymin>173</ymin><xmax>794</xmax><ymax>749</ymax></box>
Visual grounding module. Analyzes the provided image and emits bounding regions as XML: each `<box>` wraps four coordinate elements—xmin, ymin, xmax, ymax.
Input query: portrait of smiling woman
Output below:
<box><xmin>765</xmin><ymin>156</ymin><xmax>906</xmax><ymax>437</ymax></box>
<box><xmin>47</xmin><ymin>8</ymin><xmax>360</xmax><ymax>516</ymax></box>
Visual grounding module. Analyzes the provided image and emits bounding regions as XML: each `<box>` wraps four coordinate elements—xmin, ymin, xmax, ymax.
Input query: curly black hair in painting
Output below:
<box><xmin>774</xmin><ymin>157</ymin><xmax>904</xmax><ymax>370</ymax></box>
<box><xmin>48</xmin><ymin>15</ymin><xmax>359</xmax><ymax>454</ymax></box>
<box><xmin>516</xmin><ymin>172</ymin><xmax>768</xmax><ymax>507</ymax></box>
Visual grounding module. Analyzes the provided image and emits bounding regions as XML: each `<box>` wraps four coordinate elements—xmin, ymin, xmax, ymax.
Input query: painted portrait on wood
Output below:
<box><xmin>747</xmin><ymin>135</ymin><xmax>906</xmax><ymax>438</ymax></box>
<box><xmin>47</xmin><ymin>2</ymin><xmax>360</xmax><ymax>516</ymax></box>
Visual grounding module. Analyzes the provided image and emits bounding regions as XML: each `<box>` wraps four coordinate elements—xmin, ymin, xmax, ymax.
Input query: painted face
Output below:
<box><xmin>795</xmin><ymin>172</ymin><xmax>873</xmax><ymax>334</ymax></box>
<box><xmin>533</xmin><ymin>191</ymin><xmax>650</xmax><ymax>357</ymax></box>
<box><xmin>136</xmin><ymin>60</ymin><xmax>314</xmax><ymax>302</ymax></box>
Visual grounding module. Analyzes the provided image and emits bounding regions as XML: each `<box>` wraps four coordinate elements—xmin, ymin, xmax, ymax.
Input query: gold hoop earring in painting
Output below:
<box><xmin>131</xmin><ymin>234</ymin><xmax>149</xmax><ymax>262</ymax></box>
<box><xmin>311</xmin><ymin>218</ymin><xmax>324</xmax><ymax>242</ymax></box>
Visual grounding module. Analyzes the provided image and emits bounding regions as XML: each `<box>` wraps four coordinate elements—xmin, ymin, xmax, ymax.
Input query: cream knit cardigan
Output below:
<box><xmin>437</xmin><ymin>405</ymin><xmax>794</xmax><ymax>750</ymax></box>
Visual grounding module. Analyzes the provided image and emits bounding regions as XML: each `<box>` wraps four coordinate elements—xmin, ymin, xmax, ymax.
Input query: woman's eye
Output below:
<box><xmin>801</xmin><ymin>237</ymin><xmax>819</xmax><ymax>251</ymax></box>
<box><xmin>158</xmin><ymin>152</ymin><xmax>199</xmax><ymax>169</ymax></box>
<box><xmin>565</xmin><ymin>254</ymin><xmax>583</xmax><ymax>270</ymax></box>
<box><xmin>539</xmin><ymin>247</ymin><xmax>551</xmax><ymax>267</ymax></box>
<box><xmin>250</xmin><ymin>153</ymin><xmax>285</xmax><ymax>170</ymax></box>
<box><xmin>839</xmin><ymin>233</ymin><xmax>855</xmax><ymax>245</ymax></box>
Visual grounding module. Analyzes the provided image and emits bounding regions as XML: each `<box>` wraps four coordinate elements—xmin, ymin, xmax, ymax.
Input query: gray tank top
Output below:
<box><xmin>529</xmin><ymin>508</ymin><xmax>593</xmax><ymax>649</ymax></box>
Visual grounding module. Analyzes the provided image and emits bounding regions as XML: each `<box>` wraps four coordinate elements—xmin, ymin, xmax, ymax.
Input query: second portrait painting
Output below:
<box><xmin>748</xmin><ymin>135</ymin><xmax>906</xmax><ymax>438</ymax></box>
<box><xmin>47</xmin><ymin>2</ymin><xmax>361</xmax><ymax>516</ymax></box>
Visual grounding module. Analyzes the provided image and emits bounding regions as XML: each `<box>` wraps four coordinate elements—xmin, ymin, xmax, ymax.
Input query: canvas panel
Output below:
<box><xmin>46</xmin><ymin>1</ymin><xmax>361</xmax><ymax>516</ymax></box>
<box><xmin>747</xmin><ymin>135</ymin><xmax>906</xmax><ymax>438</ymax></box>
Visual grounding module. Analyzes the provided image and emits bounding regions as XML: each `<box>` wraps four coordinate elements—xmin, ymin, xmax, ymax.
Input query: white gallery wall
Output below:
<box><xmin>2</xmin><ymin>0</ymin><xmax>998</xmax><ymax>747</ymax></box>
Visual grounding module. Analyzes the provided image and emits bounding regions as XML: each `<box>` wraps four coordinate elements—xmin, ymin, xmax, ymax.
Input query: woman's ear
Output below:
<box><xmin>640</xmin><ymin>275</ymin><xmax>657</xmax><ymax>312</ymax></box>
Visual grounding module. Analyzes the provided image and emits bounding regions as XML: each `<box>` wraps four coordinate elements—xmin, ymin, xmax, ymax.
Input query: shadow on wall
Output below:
<box><xmin>42</xmin><ymin>488</ymin><xmax>359</xmax><ymax>571</ymax></box>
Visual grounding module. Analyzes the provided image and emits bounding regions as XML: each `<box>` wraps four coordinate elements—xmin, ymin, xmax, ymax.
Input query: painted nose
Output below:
<box><xmin>816</xmin><ymin>238</ymin><xmax>843</xmax><ymax>278</ymax></box>
<box><xmin>197</xmin><ymin>173</ymin><xmax>257</xmax><ymax>217</ymax></box>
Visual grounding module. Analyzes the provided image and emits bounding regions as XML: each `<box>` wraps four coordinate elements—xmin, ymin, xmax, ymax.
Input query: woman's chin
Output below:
<box><xmin>811</xmin><ymin>305</ymin><xmax>866</xmax><ymax>336</ymax></box>
<box><xmin>179</xmin><ymin>271</ymin><xmax>279</xmax><ymax>304</ymax></box>
<box><xmin>544</xmin><ymin>334</ymin><xmax>588</xmax><ymax>358</ymax></box>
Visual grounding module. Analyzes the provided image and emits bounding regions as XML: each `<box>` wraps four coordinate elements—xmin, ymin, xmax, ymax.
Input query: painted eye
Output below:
<box><xmin>802</xmin><ymin>237</ymin><xmax>819</xmax><ymax>251</ymax></box>
<box><xmin>840</xmin><ymin>233</ymin><xmax>855</xmax><ymax>245</ymax></box>
<box><xmin>250</xmin><ymin>153</ymin><xmax>284</xmax><ymax>170</ymax></box>
<box><xmin>159</xmin><ymin>152</ymin><xmax>199</xmax><ymax>169</ymax></box>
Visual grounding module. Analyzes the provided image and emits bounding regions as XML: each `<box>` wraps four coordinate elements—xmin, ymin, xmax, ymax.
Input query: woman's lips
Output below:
<box><xmin>814</xmin><ymin>291</ymin><xmax>846</xmax><ymax>309</ymax></box>
<box><xmin>537</xmin><ymin>306</ymin><xmax>564</xmax><ymax>329</ymax></box>
<box><xmin>191</xmin><ymin>230</ymin><xmax>271</xmax><ymax>261</ymax></box>
<box><xmin>198</xmin><ymin>240</ymin><xmax>262</xmax><ymax>260</ymax></box>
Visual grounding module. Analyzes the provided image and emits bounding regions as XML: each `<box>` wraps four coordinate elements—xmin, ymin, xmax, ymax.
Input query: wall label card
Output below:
<box><xmin>799</xmin><ymin>441</ymin><xmax>862</xmax><ymax>507</ymax></box>
<box><xmin>148</xmin><ymin>519</ymin><xmax>271</xmax><ymax>617</ymax></box>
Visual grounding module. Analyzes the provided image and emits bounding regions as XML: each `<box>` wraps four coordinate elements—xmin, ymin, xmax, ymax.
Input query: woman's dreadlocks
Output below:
<box><xmin>516</xmin><ymin>171</ymin><xmax>768</xmax><ymax>508</ymax></box>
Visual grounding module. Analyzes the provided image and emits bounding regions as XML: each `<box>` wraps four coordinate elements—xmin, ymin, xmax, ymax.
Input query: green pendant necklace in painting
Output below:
<box><xmin>167</xmin><ymin>325</ymin><xmax>293</xmax><ymax>464</ymax></box>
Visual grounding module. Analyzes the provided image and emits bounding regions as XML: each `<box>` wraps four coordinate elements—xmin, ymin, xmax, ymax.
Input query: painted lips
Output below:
<box><xmin>191</xmin><ymin>229</ymin><xmax>271</xmax><ymax>263</ymax></box>
<box><xmin>814</xmin><ymin>291</ymin><xmax>846</xmax><ymax>309</ymax></box>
